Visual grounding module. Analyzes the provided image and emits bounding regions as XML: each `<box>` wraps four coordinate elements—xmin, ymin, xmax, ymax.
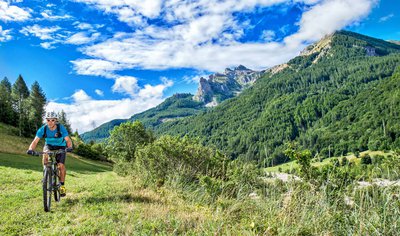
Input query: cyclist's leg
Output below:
<box><xmin>42</xmin><ymin>145</ymin><xmax>50</xmax><ymax>165</ymax></box>
<box><xmin>56</xmin><ymin>152</ymin><xmax>67</xmax><ymax>183</ymax></box>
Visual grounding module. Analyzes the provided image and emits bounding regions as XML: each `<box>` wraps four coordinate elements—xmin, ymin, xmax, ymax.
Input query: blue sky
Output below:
<box><xmin>0</xmin><ymin>0</ymin><xmax>399</xmax><ymax>133</ymax></box>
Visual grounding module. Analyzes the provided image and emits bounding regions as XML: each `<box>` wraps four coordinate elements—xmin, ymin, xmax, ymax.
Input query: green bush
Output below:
<box><xmin>361</xmin><ymin>154</ymin><xmax>372</xmax><ymax>165</ymax></box>
<box><xmin>134</xmin><ymin>135</ymin><xmax>227</xmax><ymax>187</ymax></box>
<box><xmin>105</xmin><ymin>121</ymin><xmax>154</xmax><ymax>163</ymax></box>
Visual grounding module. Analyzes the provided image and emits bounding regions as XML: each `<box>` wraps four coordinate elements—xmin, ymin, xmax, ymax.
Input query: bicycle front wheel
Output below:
<box><xmin>53</xmin><ymin>167</ymin><xmax>60</xmax><ymax>202</ymax></box>
<box><xmin>43</xmin><ymin>167</ymin><xmax>52</xmax><ymax>212</ymax></box>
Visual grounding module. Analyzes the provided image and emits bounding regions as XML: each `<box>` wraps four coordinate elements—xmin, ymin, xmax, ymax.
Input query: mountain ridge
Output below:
<box><xmin>154</xmin><ymin>30</ymin><xmax>400</xmax><ymax>163</ymax></box>
<box><xmin>82</xmin><ymin>31</ymin><xmax>400</xmax><ymax>161</ymax></box>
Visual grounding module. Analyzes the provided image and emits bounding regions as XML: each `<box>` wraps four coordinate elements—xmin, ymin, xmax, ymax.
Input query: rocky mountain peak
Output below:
<box><xmin>193</xmin><ymin>65</ymin><xmax>262</xmax><ymax>106</ymax></box>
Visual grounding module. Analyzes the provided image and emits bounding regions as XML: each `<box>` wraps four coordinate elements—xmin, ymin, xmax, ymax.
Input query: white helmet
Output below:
<box><xmin>45</xmin><ymin>111</ymin><xmax>58</xmax><ymax>119</ymax></box>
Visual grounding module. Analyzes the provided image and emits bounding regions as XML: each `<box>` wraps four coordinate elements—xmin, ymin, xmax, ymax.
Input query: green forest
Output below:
<box><xmin>0</xmin><ymin>75</ymin><xmax>73</xmax><ymax>137</ymax></box>
<box><xmin>153</xmin><ymin>31</ymin><xmax>400</xmax><ymax>165</ymax></box>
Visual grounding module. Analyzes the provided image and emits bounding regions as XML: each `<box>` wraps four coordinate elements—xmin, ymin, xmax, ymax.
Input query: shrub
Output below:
<box><xmin>361</xmin><ymin>154</ymin><xmax>372</xmax><ymax>165</ymax></box>
<box><xmin>134</xmin><ymin>135</ymin><xmax>228</xmax><ymax>187</ymax></box>
<box><xmin>105</xmin><ymin>121</ymin><xmax>154</xmax><ymax>163</ymax></box>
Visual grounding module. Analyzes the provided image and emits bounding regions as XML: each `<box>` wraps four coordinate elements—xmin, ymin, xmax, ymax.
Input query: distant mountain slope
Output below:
<box><xmin>155</xmin><ymin>31</ymin><xmax>400</xmax><ymax>164</ymax></box>
<box><xmin>81</xmin><ymin>93</ymin><xmax>205</xmax><ymax>142</ymax></box>
<box><xmin>82</xmin><ymin>66</ymin><xmax>263</xmax><ymax>142</ymax></box>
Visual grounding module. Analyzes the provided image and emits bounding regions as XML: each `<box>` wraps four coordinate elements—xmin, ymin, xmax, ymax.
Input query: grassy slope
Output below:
<box><xmin>0</xmin><ymin>153</ymin><xmax>221</xmax><ymax>235</ymax></box>
<box><xmin>265</xmin><ymin>150</ymin><xmax>392</xmax><ymax>172</ymax></box>
<box><xmin>0</xmin><ymin>123</ymin><xmax>215</xmax><ymax>235</ymax></box>
<box><xmin>2</xmin><ymin>122</ymin><xmax>400</xmax><ymax>235</ymax></box>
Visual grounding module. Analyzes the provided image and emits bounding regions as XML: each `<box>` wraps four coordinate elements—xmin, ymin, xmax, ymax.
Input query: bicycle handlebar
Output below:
<box><xmin>27</xmin><ymin>148</ymin><xmax>72</xmax><ymax>156</ymax></box>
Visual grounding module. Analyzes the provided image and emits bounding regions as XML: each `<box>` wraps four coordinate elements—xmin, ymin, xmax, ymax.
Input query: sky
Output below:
<box><xmin>1</xmin><ymin>0</ymin><xmax>399</xmax><ymax>133</ymax></box>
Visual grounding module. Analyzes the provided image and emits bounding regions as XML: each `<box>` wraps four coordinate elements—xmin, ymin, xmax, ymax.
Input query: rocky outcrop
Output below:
<box><xmin>193</xmin><ymin>65</ymin><xmax>262</xmax><ymax>105</ymax></box>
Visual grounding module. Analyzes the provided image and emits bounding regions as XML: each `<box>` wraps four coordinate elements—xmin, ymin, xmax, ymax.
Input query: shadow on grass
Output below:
<box><xmin>63</xmin><ymin>193</ymin><xmax>158</xmax><ymax>206</ymax></box>
<box><xmin>0</xmin><ymin>153</ymin><xmax>111</xmax><ymax>174</ymax></box>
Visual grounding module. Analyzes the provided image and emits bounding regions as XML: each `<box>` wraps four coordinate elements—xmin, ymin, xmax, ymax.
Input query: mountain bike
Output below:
<box><xmin>28</xmin><ymin>149</ymin><xmax>70</xmax><ymax>212</ymax></box>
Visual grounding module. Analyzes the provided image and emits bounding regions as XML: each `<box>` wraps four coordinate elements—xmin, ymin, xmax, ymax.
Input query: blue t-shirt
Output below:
<box><xmin>36</xmin><ymin>124</ymin><xmax>69</xmax><ymax>146</ymax></box>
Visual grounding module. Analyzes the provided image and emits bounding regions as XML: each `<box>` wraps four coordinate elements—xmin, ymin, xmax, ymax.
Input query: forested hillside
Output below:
<box><xmin>81</xmin><ymin>93</ymin><xmax>204</xmax><ymax>142</ymax></box>
<box><xmin>156</xmin><ymin>31</ymin><xmax>400</xmax><ymax>164</ymax></box>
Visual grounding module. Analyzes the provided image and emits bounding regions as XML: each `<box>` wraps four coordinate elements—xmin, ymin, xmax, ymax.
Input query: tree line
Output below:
<box><xmin>155</xmin><ymin>31</ymin><xmax>400</xmax><ymax>165</ymax></box>
<box><xmin>0</xmin><ymin>75</ymin><xmax>72</xmax><ymax>136</ymax></box>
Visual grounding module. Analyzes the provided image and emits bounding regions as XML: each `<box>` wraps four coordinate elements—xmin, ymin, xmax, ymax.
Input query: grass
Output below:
<box><xmin>1</xmin><ymin>123</ymin><xmax>399</xmax><ymax>235</ymax></box>
<box><xmin>265</xmin><ymin>150</ymin><xmax>393</xmax><ymax>172</ymax></box>
<box><xmin>0</xmin><ymin>152</ymin><xmax>221</xmax><ymax>235</ymax></box>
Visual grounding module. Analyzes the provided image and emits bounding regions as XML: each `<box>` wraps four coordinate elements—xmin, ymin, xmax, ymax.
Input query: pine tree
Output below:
<box><xmin>11</xmin><ymin>74</ymin><xmax>30</xmax><ymax>136</ymax></box>
<box><xmin>0</xmin><ymin>77</ymin><xmax>15</xmax><ymax>124</ymax></box>
<box><xmin>29</xmin><ymin>81</ymin><xmax>47</xmax><ymax>131</ymax></box>
<box><xmin>58</xmin><ymin>110</ymin><xmax>73</xmax><ymax>135</ymax></box>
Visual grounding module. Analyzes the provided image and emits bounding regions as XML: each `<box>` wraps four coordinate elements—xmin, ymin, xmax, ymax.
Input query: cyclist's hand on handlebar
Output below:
<box><xmin>26</xmin><ymin>150</ymin><xmax>35</xmax><ymax>155</ymax></box>
<box><xmin>66</xmin><ymin>147</ymin><xmax>73</xmax><ymax>152</ymax></box>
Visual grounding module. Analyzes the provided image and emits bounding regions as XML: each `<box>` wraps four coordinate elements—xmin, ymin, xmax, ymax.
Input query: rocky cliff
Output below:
<box><xmin>193</xmin><ymin>65</ymin><xmax>262</xmax><ymax>106</ymax></box>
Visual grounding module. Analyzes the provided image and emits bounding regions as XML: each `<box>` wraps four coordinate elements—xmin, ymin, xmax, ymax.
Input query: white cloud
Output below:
<box><xmin>379</xmin><ymin>13</ymin><xmax>394</xmax><ymax>22</ymax></box>
<box><xmin>95</xmin><ymin>89</ymin><xmax>104</xmax><ymax>96</ymax></box>
<box><xmin>112</xmin><ymin>75</ymin><xmax>140</xmax><ymax>97</ymax></box>
<box><xmin>66</xmin><ymin>32</ymin><xmax>100</xmax><ymax>45</ymax></box>
<box><xmin>40</xmin><ymin>9</ymin><xmax>72</xmax><ymax>20</ymax></box>
<box><xmin>20</xmin><ymin>24</ymin><xmax>61</xmax><ymax>40</ymax></box>
<box><xmin>40</xmin><ymin>41</ymin><xmax>56</xmax><ymax>49</ymax></box>
<box><xmin>74</xmin><ymin>22</ymin><xmax>93</xmax><ymax>30</ymax></box>
<box><xmin>138</xmin><ymin>77</ymin><xmax>173</xmax><ymax>99</ymax></box>
<box><xmin>285</xmin><ymin>0</ymin><xmax>377</xmax><ymax>45</ymax></box>
<box><xmin>71</xmin><ymin>0</ymin><xmax>376</xmax><ymax>73</ymax></box>
<box><xmin>0</xmin><ymin>25</ymin><xmax>12</xmax><ymax>42</ymax></box>
<box><xmin>46</xmin><ymin>78</ymin><xmax>171</xmax><ymax>132</ymax></box>
<box><xmin>72</xmin><ymin>89</ymin><xmax>92</xmax><ymax>102</ymax></box>
<box><xmin>70</xmin><ymin>59</ymin><xmax>130</xmax><ymax>77</ymax></box>
<box><xmin>0</xmin><ymin>0</ymin><xmax>31</xmax><ymax>22</ymax></box>
<box><xmin>260</xmin><ymin>30</ymin><xmax>276</xmax><ymax>42</ymax></box>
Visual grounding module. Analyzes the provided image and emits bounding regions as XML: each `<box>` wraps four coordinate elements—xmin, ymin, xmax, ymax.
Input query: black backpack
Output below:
<box><xmin>42</xmin><ymin>124</ymin><xmax>62</xmax><ymax>138</ymax></box>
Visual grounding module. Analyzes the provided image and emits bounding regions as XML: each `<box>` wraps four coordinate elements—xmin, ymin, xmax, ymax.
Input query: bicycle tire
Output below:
<box><xmin>43</xmin><ymin>167</ymin><xmax>52</xmax><ymax>212</ymax></box>
<box><xmin>53</xmin><ymin>166</ymin><xmax>60</xmax><ymax>202</ymax></box>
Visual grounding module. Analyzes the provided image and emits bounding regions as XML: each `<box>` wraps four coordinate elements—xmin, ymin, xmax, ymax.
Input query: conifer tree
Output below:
<box><xmin>29</xmin><ymin>81</ymin><xmax>47</xmax><ymax>131</ymax></box>
<box><xmin>58</xmin><ymin>110</ymin><xmax>73</xmax><ymax>135</ymax></box>
<box><xmin>11</xmin><ymin>74</ymin><xmax>30</xmax><ymax>136</ymax></box>
<box><xmin>0</xmin><ymin>77</ymin><xmax>15</xmax><ymax>124</ymax></box>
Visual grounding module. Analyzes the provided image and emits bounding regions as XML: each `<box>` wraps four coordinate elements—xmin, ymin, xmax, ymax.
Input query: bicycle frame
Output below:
<box><xmin>34</xmin><ymin>150</ymin><xmax>66</xmax><ymax>212</ymax></box>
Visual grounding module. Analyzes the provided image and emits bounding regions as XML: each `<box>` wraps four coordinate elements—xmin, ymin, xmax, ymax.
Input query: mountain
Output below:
<box><xmin>155</xmin><ymin>31</ymin><xmax>400</xmax><ymax>164</ymax></box>
<box><xmin>81</xmin><ymin>93</ymin><xmax>205</xmax><ymax>142</ymax></box>
<box><xmin>82</xmin><ymin>67</ymin><xmax>263</xmax><ymax>142</ymax></box>
<box><xmin>193</xmin><ymin>65</ymin><xmax>263</xmax><ymax>106</ymax></box>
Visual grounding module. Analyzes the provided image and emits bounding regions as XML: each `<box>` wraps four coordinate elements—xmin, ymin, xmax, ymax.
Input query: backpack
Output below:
<box><xmin>42</xmin><ymin>124</ymin><xmax>62</xmax><ymax>138</ymax></box>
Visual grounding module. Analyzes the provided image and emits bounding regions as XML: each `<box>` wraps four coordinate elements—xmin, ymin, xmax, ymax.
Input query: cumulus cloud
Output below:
<box><xmin>66</xmin><ymin>32</ymin><xmax>100</xmax><ymax>45</ymax></box>
<box><xmin>40</xmin><ymin>9</ymin><xmax>72</xmax><ymax>21</ymax></box>
<box><xmin>111</xmin><ymin>76</ymin><xmax>140</xmax><ymax>97</ymax></box>
<box><xmin>0</xmin><ymin>25</ymin><xmax>12</xmax><ymax>42</ymax></box>
<box><xmin>95</xmin><ymin>89</ymin><xmax>104</xmax><ymax>96</ymax></box>
<box><xmin>46</xmin><ymin>78</ymin><xmax>171</xmax><ymax>132</ymax></box>
<box><xmin>285</xmin><ymin>0</ymin><xmax>377</xmax><ymax>46</ymax></box>
<box><xmin>20</xmin><ymin>24</ymin><xmax>61</xmax><ymax>40</ymax></box>
<box><xmin>0</xmin><ymin>0</ymin><xmax>31</xmax><ymax>22</ymax></box>
<box><xmin>71</xmin><ymin>0</ymin><xmax>376</xmax><ymax>73</ymax></box>
<box><xmin>70</xmin><ymin>59</ymin><xmax>131</xmax><ymax>77</ymax></box>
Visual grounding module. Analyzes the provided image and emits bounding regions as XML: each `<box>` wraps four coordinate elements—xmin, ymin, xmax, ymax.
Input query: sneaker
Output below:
<box><xmin>60</xmin><ymin>186</ymin><xmax>66</xmax><ymax>197</ymax></box>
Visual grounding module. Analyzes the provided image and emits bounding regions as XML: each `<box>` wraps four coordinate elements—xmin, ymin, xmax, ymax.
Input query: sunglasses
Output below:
<box><xmin>46</xmin><ymin>119</ymin><xmax>56</xmax><ymax>122</ymax></box>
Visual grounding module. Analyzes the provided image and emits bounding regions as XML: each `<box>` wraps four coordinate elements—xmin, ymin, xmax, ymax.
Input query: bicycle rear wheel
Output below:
<box><xmin>43</xmin><ymin>167</ymin><xmax>52</xmax><ymax>212</ymax></box>
<box><xmin>53</xmin><ymin>167</ymin><xmax>60</xmax><ymax>202</ymax></box>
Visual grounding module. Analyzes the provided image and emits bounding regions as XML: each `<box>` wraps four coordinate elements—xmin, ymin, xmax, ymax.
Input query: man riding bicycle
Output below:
<box><xmin>27</xmin><ymin>111</ymin><xmax>73</xmax><ymax>197</ymax></box>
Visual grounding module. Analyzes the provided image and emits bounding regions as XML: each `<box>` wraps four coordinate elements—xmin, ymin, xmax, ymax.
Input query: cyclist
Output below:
<box><xmin>27</xmin><ymin>111</ymin><xmax>73</xmax><ymax>197</ymax></box>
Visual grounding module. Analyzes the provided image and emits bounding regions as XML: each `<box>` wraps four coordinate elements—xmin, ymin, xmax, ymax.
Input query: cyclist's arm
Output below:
<box><xmin>29</xmin><ymin>136</ymin><xmax>40</xmax><ymax>151</ymax></box>
<box><xmin>64</xmin><ymin>136</ymin><xmax>72</xmax><ymax>149</ymax></box>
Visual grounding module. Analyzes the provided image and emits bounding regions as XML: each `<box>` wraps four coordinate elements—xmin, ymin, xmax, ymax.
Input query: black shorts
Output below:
<box><xmin>43</xmin><ymin>145</ymin><xmax>67</xmax><ymax>164</ymax></box>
